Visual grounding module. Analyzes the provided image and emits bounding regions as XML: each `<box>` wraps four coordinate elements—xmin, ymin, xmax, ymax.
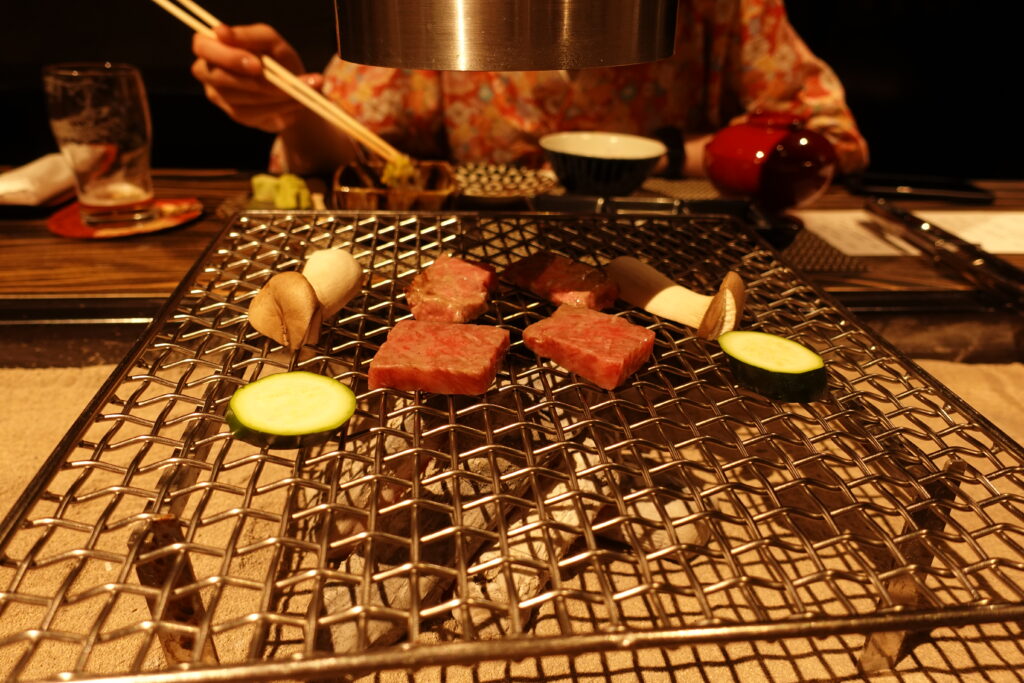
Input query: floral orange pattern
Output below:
<box><xmin>318</xmin><ymin>0</ymin><xmax>868</xmax><ymax>174</ymax></box>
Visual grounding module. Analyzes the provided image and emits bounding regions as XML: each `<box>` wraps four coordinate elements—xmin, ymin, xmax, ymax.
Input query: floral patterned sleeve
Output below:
<box><xmin>322</xmin><ymin>60</ymin><xmax>447</xmax><ymax>159</ymax></box>
<box><xmin>731</xmin><ymin>0</ymin><xmax>869</xmax><ymax>174</ymax></box>
<box><xmin>267</xmin><ymin>59</ymin><xmax>446</xmax><ymax>173</ymax></box>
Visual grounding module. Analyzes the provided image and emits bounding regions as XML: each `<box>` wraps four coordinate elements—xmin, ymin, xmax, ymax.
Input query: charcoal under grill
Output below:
<box><xmin>2</xmin><ymin>209</ymin><xmax>1023</xmax><ymax>681</ymax></box>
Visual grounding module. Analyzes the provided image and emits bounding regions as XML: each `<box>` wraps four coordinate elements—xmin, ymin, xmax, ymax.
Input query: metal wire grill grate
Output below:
<box><xmin>2</xmin><ymin>210</ymin><xmax>1024</xmax><ymax>681</ymax></box>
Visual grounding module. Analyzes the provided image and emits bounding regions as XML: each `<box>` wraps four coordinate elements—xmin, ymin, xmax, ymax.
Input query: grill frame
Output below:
<box><xmin>2</xmin><ymin>209</ymin><xmax>1023</xmax><ymax>681</ymax></box>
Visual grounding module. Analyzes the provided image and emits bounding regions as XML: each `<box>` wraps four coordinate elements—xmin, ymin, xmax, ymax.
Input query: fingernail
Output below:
<box><xmin>241</xmin><ymin>56</ymin><xmax>259</xmax><ymax>72</ymax></box>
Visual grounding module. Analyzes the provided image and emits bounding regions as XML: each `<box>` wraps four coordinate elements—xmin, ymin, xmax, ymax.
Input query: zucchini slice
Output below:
<box><xmin>226</xmin><ymin>371</ymin><xmax>357</xmax><ymax>448</ymax></box>
<box><xmin>718</xmin><ymin>330</ymin><xmax>826</xmax><ymax>402</ymax></box>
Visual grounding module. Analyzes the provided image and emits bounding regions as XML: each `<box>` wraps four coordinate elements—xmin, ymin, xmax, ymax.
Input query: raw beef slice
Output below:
<box><xmin>523</xmin><ymin>306</ymin><xmax>655</xmax><ymax>390</ymax></box>
<box><xmin>503</xmin><ymin>252</ymin><xmax>618</xmax><ymax>310</ymax></box>
<box><xmin>407</xmin><ymin>254</ymin><xmax>497</xmax><ymax>323</ymax></box>
<box><xmin>369</xmin><ymin>320</ymin><xmax>510</xmax><ymax>395</ymax></box>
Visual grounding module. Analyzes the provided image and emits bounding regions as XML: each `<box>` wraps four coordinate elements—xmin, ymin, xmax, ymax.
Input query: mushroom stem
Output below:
<box><xmin>605</xmin><ymin>256</ymin><xmax>745</xmax><ymax>339</ymax></box>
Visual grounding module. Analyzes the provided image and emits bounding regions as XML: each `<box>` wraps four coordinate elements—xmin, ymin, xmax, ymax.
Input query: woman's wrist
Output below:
<box><xmin>276</xmin><ymin>109</ymin><xmax>358</xmax><ymax>175</ymax></box>
<box><xmin>683</xmin><ymin>134</ymin><xmax>711</xmax><ymax>178</ymax></box>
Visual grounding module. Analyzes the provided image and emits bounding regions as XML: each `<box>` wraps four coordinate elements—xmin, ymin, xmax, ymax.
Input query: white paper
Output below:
<box><xmin>915</xmin><ymin>210</ymin><xmax>1024</xmax><ymax>254</ymax></box>
<box><xmin>789</xmin><ymin>209</ymin><xmax>919</xmax><ymax>256</ymax></box>
<box><xmin>0</xmin><ymin>153</ymin><xmax>75</xmax><ymax>206</ymax></box>
<box><xmin>792</xmin><ymin>209</ymin><xmax>1024</xmax><ymax>256</ymax></box>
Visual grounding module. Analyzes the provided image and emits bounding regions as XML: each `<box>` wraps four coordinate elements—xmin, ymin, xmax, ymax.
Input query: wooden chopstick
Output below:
<box><xmin>150</xmin><ymin>0</ymin><xmax>401</xmax><ymax>162</ymax></box>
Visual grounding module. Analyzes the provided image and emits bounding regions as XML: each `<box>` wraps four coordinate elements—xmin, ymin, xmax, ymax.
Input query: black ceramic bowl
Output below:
<box><xmin>539</xmin><ymin>131</ymin><xmax>667</xmax><ymax>197</ymax></box>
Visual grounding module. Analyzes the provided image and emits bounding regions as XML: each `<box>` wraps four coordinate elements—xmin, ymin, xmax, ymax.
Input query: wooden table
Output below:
<box><xmin>0</xmin><ymin>169</ymin><xmax>252</xmax><ymax>366</ymax></box>
<box><xmin>802</xmin><ymin>179</ymin><xmax>1024</xmax><ymax>296</ymax></box>
<box><xmin>4</xmin><ymin>175</ymin><xmax>1023</xmax><ymax>303</ymax></box>
<box><xmin>2</xmin><ymin>173</ymin><xmax>1022</xmax><ymax>361</ymax></box>
<box><xmin>0</xmin><ymin>169</ymin><xmax>251</xmax><ymax>308</ymax></box>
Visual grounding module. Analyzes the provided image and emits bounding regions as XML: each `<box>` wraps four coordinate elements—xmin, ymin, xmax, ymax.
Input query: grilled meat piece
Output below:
<box><xmin>369</xmin><ymin>320</ymin><xmax>510</xmax><ymax>395</ymax></box>
<box><xmin>523</xmin><ymin>305</ymin><xmax>655</xmax><ymax>390</ymax></box>
<box><xmin>503</xmin><ymin>252</ymin><xmax>618</xmax><ymax>310</ymax></box>
<box><xmin>407</xmin><ymin>254</ymin><xmax>498</xmax><ymax>323</ymax></box>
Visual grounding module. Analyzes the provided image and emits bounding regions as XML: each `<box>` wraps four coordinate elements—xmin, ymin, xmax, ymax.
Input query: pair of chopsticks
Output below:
<box><xmin>866</xmin><ymin>197</ymin><xmax>1024</xmax><ymax>308</ymax></box>
<box><xmin>150</xmin><ymin>0</ymin><xmax>401</xmax><ymax>163</ymax></box>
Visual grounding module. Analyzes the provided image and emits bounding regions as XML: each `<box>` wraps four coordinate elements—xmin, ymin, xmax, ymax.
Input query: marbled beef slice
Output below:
<box><xmin>503</xmin><ymin>252</ymin><xmax>618</xmax><ymax>310</ymax></box>
<box><xmin>369</xmin><ymin>319</ymin><xmax>510</xmax><ymax>395</ymax></box>
<box><xmin>406</xmin><ymin>254</ymin><xmax>497</xmax><ymax>323</ymax></box>
<box><xmin>523</xmin><ymin>305</ymin><xmax>655</xmax><ymax>390</ymax></box>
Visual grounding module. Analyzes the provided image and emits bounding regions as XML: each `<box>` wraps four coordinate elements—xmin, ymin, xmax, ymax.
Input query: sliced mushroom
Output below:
<box><xmin>604</xmin><ymin>256</ymin><xmax>745</xmax><ymax>339</ymax></box>
<box><xmin>696</xmin><ymin>271</ymin><xmax>746</xmax><ymax>339</ymax></box>
<box><xmin>301</xmin><ymin>248</ymin><xmax>365</xmax><ymax>318</ymax></box>
<box><xmin>248</xmin><ymin>271</ymin><xmax>322</xmax><ymax>350</ymax></box>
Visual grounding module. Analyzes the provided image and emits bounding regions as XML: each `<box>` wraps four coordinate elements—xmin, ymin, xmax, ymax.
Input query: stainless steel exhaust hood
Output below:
<box><xmin>334</xmin><ymin>0</ymin><xmax>678</xmax><ymax>71</ymax></box>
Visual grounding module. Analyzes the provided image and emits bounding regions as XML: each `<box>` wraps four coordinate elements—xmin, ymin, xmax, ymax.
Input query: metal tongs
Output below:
<box><xmin>865</xmin><ymin>196</ymin><xmax>1024</xmax><ymax>308</ymax></box>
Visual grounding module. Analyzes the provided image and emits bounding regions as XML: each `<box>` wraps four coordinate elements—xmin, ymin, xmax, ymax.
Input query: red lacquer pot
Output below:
<box><xmin>704</xmin><ymin>112</ymin><xmax>837</xmax><ymax>213</ymax></box>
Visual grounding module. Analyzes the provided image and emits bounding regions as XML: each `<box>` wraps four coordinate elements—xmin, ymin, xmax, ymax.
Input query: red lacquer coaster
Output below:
<box><xmin>46</xmin><ymin>198</ymin><xmax>204</xmax><ymax>239</ymax></box>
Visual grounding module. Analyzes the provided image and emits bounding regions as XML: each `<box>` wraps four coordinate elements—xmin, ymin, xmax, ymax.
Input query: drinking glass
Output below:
<box><xmin>42</xmin><ymin>62</ymin><xmax>156</xmax><ymax>224</ymax></box>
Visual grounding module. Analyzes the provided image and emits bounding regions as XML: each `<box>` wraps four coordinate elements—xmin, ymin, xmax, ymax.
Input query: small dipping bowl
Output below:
<box><xmin>331</xmin><ymin>160</ymin><xmax>457</xmax><ymax>211</ymax></box>
<box><xmin>539</xmin><ymin>131</ymin><xmax>667</xmax><ymax>197</ymax></box>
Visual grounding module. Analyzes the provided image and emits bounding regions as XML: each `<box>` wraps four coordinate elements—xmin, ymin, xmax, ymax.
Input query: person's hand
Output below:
<box><xmin>191</xmin><ymin>23</ymin><xmax>324</xmax><ymax>133</ymax></box>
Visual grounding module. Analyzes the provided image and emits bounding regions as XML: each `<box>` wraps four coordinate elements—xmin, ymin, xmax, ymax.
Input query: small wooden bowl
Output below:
<box><xmin>331</xmin><ymin>160</ymin><xmax>457</xmax><ymax>210</ymax></box>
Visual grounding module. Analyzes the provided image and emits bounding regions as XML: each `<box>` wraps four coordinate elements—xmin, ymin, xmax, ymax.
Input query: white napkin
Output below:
<box><xmin>0</xmin><ymin>153</ymin><xmax>75</xmax><ymax>206</ymax></box>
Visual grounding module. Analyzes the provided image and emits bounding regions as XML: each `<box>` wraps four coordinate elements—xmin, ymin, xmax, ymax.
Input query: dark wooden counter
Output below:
<box><xmin>2</xmin><ymin>173</ymin><xmax>1022</xmax><ymax>315</ymax></box>
<box><xmin>0</xmin><ymin>169</ymin><xmax>251</xmax><ymax>300</ymax></box>
<box><xmin>802</xmin><ymin>179</ymin><xmax>1024</xmax><ymax>297</ymax></box>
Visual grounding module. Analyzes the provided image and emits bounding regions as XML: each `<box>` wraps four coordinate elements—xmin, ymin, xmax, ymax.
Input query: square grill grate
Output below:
<box><xmin>2</xmin><ymin>210</ymin><xmax>1023</xmax><ymax>681</ymax></box>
